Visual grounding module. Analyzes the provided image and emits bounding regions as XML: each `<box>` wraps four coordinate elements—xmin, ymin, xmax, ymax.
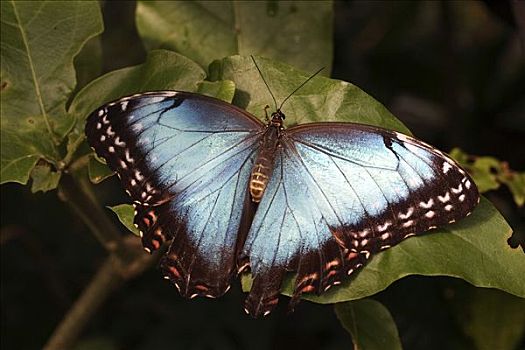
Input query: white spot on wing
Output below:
<box><xmin>135</xmin><ymin>170</ymin><xmax>144</xmax><ymax>181</ymax></box>
<box><xmin>115</xmin><ymin>137</ymin><xmax>125</xmax><ymax>147</ymax></box>
<box><xmin>438</xmin><ymin>192</ymin><xmax>450</xmax><ymax>203</ymax></box>
<box><xmin>452</xmin><ymin>184</ymin><xmax>463</xmax><ymax>194</ymax></box>
<box><xmin>402</xmin><ymin>220</ymin><xmax>414</xmax><ymax>228</ymax></box>
<box><xmin>358</xmin><ymin>229</ymin><xmax>369</xmax><ymax>238</ymax></box>
<box><xmin>125</xmin><ymin>150</ymin><xmax>133</xmax><ymax>163</ymax></box>
<box><xmin>425</xmin><ymin>211</ymin><xmax>435</xmax><ymax>218</ymax></box>
<box><xmin>377</xmin><ymin>221</ymin><xmax>392</xmax><ymax>232</ymax></box>
<box><xmin>420</xmin><ymin>199</ymin><xmax>434</xmax><ymax>209</ymax></box>
<box><xmin>399</xmin><ymin>207</ymin><xmax>414</xmax><ymax>219</ymax></box>
<box><xmin>443</xmin><ymin>162</ymin><xmax>453</xmax><ymax>174</ymax></box>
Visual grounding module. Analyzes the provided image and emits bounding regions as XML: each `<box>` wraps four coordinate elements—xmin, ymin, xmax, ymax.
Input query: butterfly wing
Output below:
<box><xmin>241</xmin><ymin>123</ymin><xmax>479</xmax><ymax>316</ymax></box>
<box><xmin>86</xmin><ymin>91</ymin><xmax>265</xmax><ymax>298</ymax></box>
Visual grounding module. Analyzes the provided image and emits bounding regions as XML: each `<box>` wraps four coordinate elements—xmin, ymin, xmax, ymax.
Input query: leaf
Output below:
<box><xmin>450</xmin><ymin>148</ymin><xmax>525</xmax><ymax>206</ymax></box>
<box><xmin>136</xmin><ymin>1</ymin><xmax>333</xmax><ymax>73</ymax></box>
<box><xmin>335</xmin><ymin>299</ymin><xmax>403</xmax><ymax>350</ymax></box>
<box><xmin>108</xmin><ymin>204</ymin><xmax>139</xmax><ymax>236</ymax></box>
<box><xmin>451</xmin><ymin>287</ymin><xmax>525</xmax><ymax>350</ymax></box>
<box><xmin>210</xmin><ymin>55</ymin><xmax>410</xmax><ymax>134</ymax></box>
<box><xmin>30</xmin><ymin>163</ymin><xmax>61</xmax><ymax>193</ymax></box>
<box><xmin>243</xmin><ymin>197</ymin><xmax>524</xmax><ymax>301</ymax></box>
<box><xmin>499</xmin><ymin>171</ymin><xmax>525</xmax><ymax>207</ymax></box>
<box><xmin>88</xmin><ymin>156</ymin><xmax>114</xmax><ymax>184</ymax></box>
<box><xmin>73</xmin><ymin>35</ymin><xmax>103</xmax><ymax>94</ymax></box>
<box><xmin>197</xmin><ymin>80</ymin><xmax>236</xmax><ymax>102</ymax></box>
<box><xmin>0</xmin><ymin>1</ymin><xmax>103</xmax><ymax>185</ymax></box>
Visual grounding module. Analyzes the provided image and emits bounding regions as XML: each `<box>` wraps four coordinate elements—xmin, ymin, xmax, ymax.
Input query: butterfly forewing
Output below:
<box><xmin>86</xmin><ymin>91</ymin><xmax>265</xmax><ymax>298</ymax></box>
<box><xmin>241</xmin><ymin>123</ymin><xmax>479</xmax><ymax>316</ymax></box>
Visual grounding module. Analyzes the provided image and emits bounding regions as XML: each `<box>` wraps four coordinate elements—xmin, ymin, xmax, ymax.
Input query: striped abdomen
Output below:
<box><xmin>250</xmin><ymin>126</ymin><xmax>280</xmax><ymax>202</ymax></box>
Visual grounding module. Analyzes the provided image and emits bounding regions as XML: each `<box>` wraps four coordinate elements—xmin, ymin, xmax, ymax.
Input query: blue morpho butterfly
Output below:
<box><xmin>85</xmin><ymin>60</ymin><xmax>479</xmax><ymax>317</ymax></box>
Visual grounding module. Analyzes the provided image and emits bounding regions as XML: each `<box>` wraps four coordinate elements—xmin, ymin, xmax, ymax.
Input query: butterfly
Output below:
<box><xmin>85</xmin><ymin>85</ymin><xmax>479</xmax><ymax>317</ymax></box>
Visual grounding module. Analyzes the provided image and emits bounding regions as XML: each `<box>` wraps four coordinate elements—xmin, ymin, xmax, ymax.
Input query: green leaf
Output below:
<box><xmin>499</xmin><ymin>171</ymin><xmax>525</xmax><ymax>207</ymax></box>
<box><xmin>335</xmin><ymin>299</ymin><xmax>403</xmax><ymax>350</ymax></box>
<box><xmin>450</xmin><ymin>148</ymin><xmax>525</xmax><ymax>206</ymax></box>
<box><xmin>211</xmin><ymin>55</ymin><xmax>410</xmax><ymax>134</ymax></box>
<box><xmin>197</xmin><ymin>80</ymin><xmax>236</xmax><ymax>102</ymax></box>
<box><xmin>73</xmin><ymin>35</ymin><xmax>103</xmax><ymax>94</ymax></box>
<box><xmin>243</xmin><ymin>198</ymin><xmax>524</xmax><ymax>301</ymax></box>
<box><xmin>0</xmin><ymin>1</ymin><xmax>103</xmax><ymax>185</ymax></box>
<box><xmin>88</xmin><ymin>156</ymin><xmax>114</xmax><ymax>184</ymax></box>
<box><xmin>451</xmin><ymin>288</ymin><xmax>525</xmax><ymax>350</ymax></box>
<box><xmin>108</xmin><ymin>204</ymin><xmax>139</xmax><ymax>236</ymax></box>
<box><xmin>30</xmin><ymin>163</ymin><xmax>61</xmax><ymax>193</ymax></box>
<box><xmin>136</xmin><ymin>1</ymin><xmax>333</xmax><ymax>73</ymax></box>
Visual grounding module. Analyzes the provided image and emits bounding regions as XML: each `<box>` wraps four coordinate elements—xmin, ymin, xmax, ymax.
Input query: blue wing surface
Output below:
<box><xmin>242</xmin><ymin>123</ymin><xmax>479</xmax><ymax>316</ymax></box>
<box><xmin>86</xmin><ymin>91</ymin><xmax>264</xmax><ymax>298</ymax></box>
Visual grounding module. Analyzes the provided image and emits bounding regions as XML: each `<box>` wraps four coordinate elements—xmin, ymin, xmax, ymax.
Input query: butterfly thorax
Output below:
<box><xmin>249</xmin><ymin>111</ymin><xmax>284</xmax><ymax>202</ymax></box>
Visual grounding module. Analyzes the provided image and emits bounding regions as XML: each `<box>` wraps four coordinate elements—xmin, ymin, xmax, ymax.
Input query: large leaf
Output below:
<box><xmin>0</xmin><ymin>1</ymin><xmax>103</xmax><ymax>185</ymax></box>
<box><xmin>335</xmin><ymin>299</ymin><xmax>403</xmax><ymax>350</ymax></box>
<box><xmin>136</xmin><ymin>1</ymin><xmax>333</xmax><ymax>73</ymax></box>
<box><xmin>210</xmin><ymin>55</ymin><xmax>410</xmax><ymax>133</ymax></box>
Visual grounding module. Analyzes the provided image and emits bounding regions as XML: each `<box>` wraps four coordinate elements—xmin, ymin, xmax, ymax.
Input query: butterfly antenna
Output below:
<box><xmin>278</xmin><ymin>66</ymin><xmax>324</xmax><ymax>110</ymax></box>
<box><xmin>251</xmin><ymin>56</ymin><xmax>278</xmax><ymax>111</ymax></box>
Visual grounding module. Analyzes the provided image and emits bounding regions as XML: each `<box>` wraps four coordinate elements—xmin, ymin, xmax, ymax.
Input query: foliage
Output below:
<box><xmin>1</xmin><ymin>1</ymin><xmax>523</xmax><ymax>350</ymax></box>
<box><xmin>451</xmin><ymin>148</ymin><xmax>525</xmax><ymax>207</ymax></box>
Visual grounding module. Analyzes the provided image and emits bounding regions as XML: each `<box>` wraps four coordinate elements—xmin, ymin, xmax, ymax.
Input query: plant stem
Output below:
<box><xmin>43</xmin><ymin>238</ymin><xmax>160</xmax><ymax>350</ymax></box>
<box><xmin>58</xmin><ymin>173</ymin><xmax>129</xmax><ymax>262</ymax></box>
<box><xmin>42</xmin><ymin>256</ymin><xmax>123</xmax><ymax>350</ymax></box>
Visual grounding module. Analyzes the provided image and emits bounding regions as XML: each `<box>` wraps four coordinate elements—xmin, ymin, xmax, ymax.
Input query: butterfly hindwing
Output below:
<box><xmin>241</xmin><ymin>123</ymin><xmax>479</xmax><ymax>316</ymax></box>
<box><xmin>86</xmin><ymin>91</ymin><xmax>264</xmax><ymax>298</ymax></box>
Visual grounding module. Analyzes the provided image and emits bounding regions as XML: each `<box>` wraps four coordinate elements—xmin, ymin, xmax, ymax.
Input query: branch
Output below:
<box><xmin>57</xmin><ymin>174</ymin><xmax>129</xmax><ymax>262</ymax></box>
<box><xmin>43</xmin><ymin>238</ymin><xmax>161</xmax><ymax>350</ymax></box>
<box><xmin>42</xmin><ymin>256</ymin><xmax>123</xmax><ymax>350</ymax></box>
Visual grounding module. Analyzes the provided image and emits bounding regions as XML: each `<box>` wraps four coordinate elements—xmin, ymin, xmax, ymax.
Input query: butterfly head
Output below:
<box><xmin>270</xmin><ymin>109</ymin><xmax>285</xmax><ymax>128</ymax></box>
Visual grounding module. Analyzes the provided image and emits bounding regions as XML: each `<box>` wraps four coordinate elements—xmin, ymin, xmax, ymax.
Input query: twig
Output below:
<box><xmin>42</xmin><ymin>236</ymin><xmax>160</xmax><ymax>350</ymax></box>
<box><xmin>57</xmin><ymin>174</ymin><xmax>129</xmax><ymax>262</ymax></box>
<box><xmin>42</xmin><ymin>256</ymin><xmax>123</xmax><ymax>350</ymax></box>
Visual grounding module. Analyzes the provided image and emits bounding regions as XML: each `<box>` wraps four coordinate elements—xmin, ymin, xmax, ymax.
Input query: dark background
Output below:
<box><xmin>2</xmin><ymin>1</ymin><xmax>524</xmax><ymax>349</ymax></box>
